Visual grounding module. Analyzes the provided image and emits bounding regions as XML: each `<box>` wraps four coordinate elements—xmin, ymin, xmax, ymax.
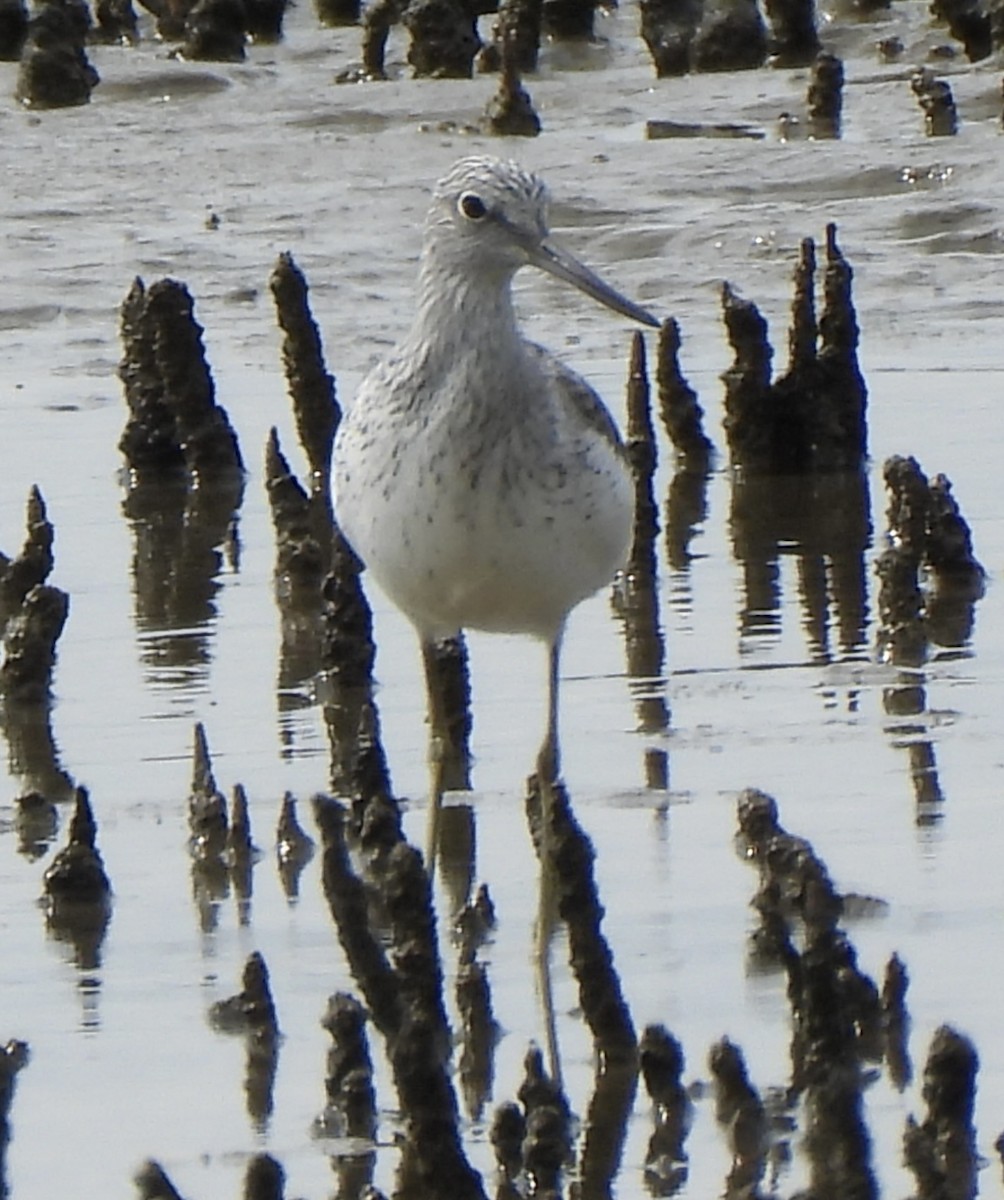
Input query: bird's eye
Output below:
<box><xmin>458</xmin><ymin>192</ymin><xmax>487</xmax><ymax>220</ymax></box>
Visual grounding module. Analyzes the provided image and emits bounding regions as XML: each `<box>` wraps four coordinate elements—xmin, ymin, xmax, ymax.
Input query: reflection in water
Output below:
<box><xmin>0</xmin><ymin>1040</ymin><xmax>29</xmax><ymax>1200</ymax></box>
<box><xmin>123</xmin><ymin>474</ymin><xmax>243</xmax><ymax>692</ymax></box>
<box><xmin>874</xmin><ymin>458</ymin><xmax>985</xmax><ymax>829</ymax></box>
<box><xmin>43</xmin><ymin>788</ymin><xmax>112</xmax><ymax>1030</ymax></box>
<box><xmin>117</xmin><ymin>274</ymin><xmax>246</xmax><ymax>694</ymax></box>
<box><xmin>664</xmin><ymin>464</ymin><xmax>711</xmax><ymax>575</ymax></box>
<box><xmin>729</xmin><ymin>470</ymin><xmax>871</xmax><ymax>663</ymax></box>
<box><xmin>208</xmin><ymin>952</ymin><xmax>281</xmax><ymax>1134</ymax></box>
<box><xmin>276</xmin><ymin>792</ymin><xmax>315</xmax><ymax>902</ymax></box>
<box><xmin>266</xmin><ymin>428</ymin><xmax>335</xmax><ymax>753</ymax></box>
<box><xmin>186</xmin><ymin>726</ymin><xmax>262</xmax><ymax>929</ymax></box>
<box><xmin>0</xmin><ymin>489</ymin><xmax>75</xmax><ymax>839</ymax></box>
<box><xmin>2</xmin><ymin>702</ymin><xmax>74</xmax><ymax>829</ymax></box>
<box><xmin>614</xmin><ymin>333</ymin><xmax>671</xmax><ymax>793</ymax></box>
<box><xmin>579</xmin><ymin>1061</ymin><xmax>638</xmax><ymax>1200</ymax></box>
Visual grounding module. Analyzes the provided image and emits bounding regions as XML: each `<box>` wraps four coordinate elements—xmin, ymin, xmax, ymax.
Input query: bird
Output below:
<box><xmin>333</xmin><ymin>155</ymin><xmax>659</xmax><ymax>826</ymax></box>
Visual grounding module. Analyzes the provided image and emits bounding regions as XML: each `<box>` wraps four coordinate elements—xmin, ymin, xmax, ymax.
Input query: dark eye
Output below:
<box><xmin>458</xmin><ymin>192</ymin><xmax>487</xmax><ymax>220</ymax></box>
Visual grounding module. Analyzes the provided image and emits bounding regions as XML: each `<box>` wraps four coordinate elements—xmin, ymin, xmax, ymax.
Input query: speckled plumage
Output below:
<box><xmin>333</xmin><ymin>156</ymin><xmax>657</xmax><ymax>647</ymax></box>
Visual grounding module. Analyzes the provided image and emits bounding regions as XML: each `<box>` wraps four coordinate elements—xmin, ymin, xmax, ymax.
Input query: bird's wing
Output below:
<box><xmin>523</xmin><ymin>342</ymin><xmax>626</xmax><ymax>453</ymax></box>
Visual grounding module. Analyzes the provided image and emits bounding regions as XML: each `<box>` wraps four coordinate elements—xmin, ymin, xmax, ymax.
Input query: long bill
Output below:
<box><xmin>527</xmin><ymin>237</ymin><xmax>661</xmax><ymax>329</ymax></box>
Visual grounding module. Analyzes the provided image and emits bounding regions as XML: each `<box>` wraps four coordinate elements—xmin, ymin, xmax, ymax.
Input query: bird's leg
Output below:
<box><xmin>535</xmin><ymin>629</ymin><xmax>564</xmax><ymax>1086</ymax></box>
<box><xmin>536</xmin><ymin>630</ymin><xmax>563</xmax><ymax>790</ymax></box>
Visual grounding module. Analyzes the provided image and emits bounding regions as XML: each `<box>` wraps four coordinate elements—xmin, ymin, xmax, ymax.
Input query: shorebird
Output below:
<box><xmin>333</xmin><ymin>155</ymin><xmax>658</xmax><ymax>817</ymax></box>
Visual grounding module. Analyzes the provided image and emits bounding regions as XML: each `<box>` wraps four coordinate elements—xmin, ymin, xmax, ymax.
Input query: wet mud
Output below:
<box><xmin>87</xmin><ymin>242</ymin><xmax>972</xmax><ymax>1195</ymax></box>
<box><xmin>2</xmin><ymin>182</ymin><xmax>998</xmax><ymax>1192</ymax></box>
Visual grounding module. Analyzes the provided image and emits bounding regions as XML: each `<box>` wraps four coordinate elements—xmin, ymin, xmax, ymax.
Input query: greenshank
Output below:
<box><xmin>333</xmin><ymin>155</ymin><xmax>659</xmax><ymax>806</ymax></box>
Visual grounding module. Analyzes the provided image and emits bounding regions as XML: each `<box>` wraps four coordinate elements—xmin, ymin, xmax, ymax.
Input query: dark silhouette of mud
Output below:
<box><xmin>313</xmin><ymin>794</ymin><xmax>486</xmax><ymax>1200</ymax></box>
<box><xmin>118</xmin><ymin>278</ymin><xmax>245</xmax><ymax>693</ymax></box>
<box><xmin>905</xmin><ymin>1025</ymin><xmax>979</xmax><ymax>1200</ymax></box>
<box><xmin>175</xmin><ymin>0</ymin><xmax>248</xmax><ymax>61</ymax></box>
<box><xmin>317</xmin><ymin>992</ymin><xmax>378</xmax><ymax>1139</ymax></box>
<box><xmin>43</xmin><ymin>786</ymin><xmax>112</xmax><ymax>972</ymax></box>
<box><xmin>209</xmin><ymin>952</ymin><xmax>282</xmax><ymax>1131</ymax></box>
<box><xmin>0</xmin><ymin>1039</ymin><xmax>29</xmax><ymax>1200</ymax></box>
<box><xmin>482</xmin><ymin>40</ymin><xmax>540</xmax><ymax>135</ymax></box>
<box><xmin>315</xmin><ymin>0</ymin><xmax>359</xmax><ymax>27</ymax></box>
<box><xmin>93</xmin><ymin>0</ymin><xmax>138</xmax><ymax>42</ymax></box>
<box><xmin>15</xmin><ymin>0</ymin><xmax>99</xmax><ymax>107</ymax></box>
<box><xmin>0</xmin><ymin>488</ymin><xmax>74</xmax><ymax>816</ymax></box>
<box><xmin>612</xmin><ymin>332</ymin><xmax>671</xmax><ymax>790</ymax></box>
<box><xmin>640</xmin><ymin>1024</ymin><xmax>691</xmax><ymax>1194</ymax></box>
<box><xmin>275</xmin><ymin>791</ymin><xmax>315</xmax><ymax>899</ymax></box>
<box><xmin>527</xmin><ymin>776</ymin><xmax>636</xmax><ymax>1065</ymax></box>
<box><xmin>641</xmin><ymin>0</ymin><xmax>769</xmax><ymax>76</ymax></box>
<box><xmin>0</xmin><ymin>0</ymin><xmax>28</xmax><ymax>59</ymax></box>
<box><xmin>723</xmin><ymin>225</ymin><xmax>866</xmax><ymax>474</ymax></box>
<box><xmin>764</xmin><ymin>0</ymin><xmax>820</xmax><ymax>64</ymax></box>
<box><xmin>876</xmin><ymin>455</ymin><xmax>984</xmax><ymax>824</ymax></box>
<box><xmin>807</xmin><ymin>51</ymin><xmax>844</xmax><ymax>137</ymax></box>
<box><xmin>911</xmin><ymin>67</ymin><xmax>959</xmax><ymax>134</ymax></box>
<box><xmin>478</xmin><ymin>0</ymin><xmax>540</xmax><ymax>71</ymax></box>
<box><xmin>186</xmin><ymin>723</ymin><xmax>262</xmax><ymax>927</ymax></box>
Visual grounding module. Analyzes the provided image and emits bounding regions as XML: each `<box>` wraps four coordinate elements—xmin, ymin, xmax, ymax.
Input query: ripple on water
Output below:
<box><xmin>0</xmin><ymin>304</ymin><xmax>63</xmax><ymax>331</ymax></box>
<box><xmin>98</xmin><ymin>69</ymin><xmax>232</xmax><ymax>102</ymax></box>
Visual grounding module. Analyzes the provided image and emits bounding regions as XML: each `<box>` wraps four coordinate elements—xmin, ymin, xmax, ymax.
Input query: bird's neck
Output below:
<box><xmin>407</xmin><ymin>255</ymin><xmax>523</xmax><ymax>365</ymax></box>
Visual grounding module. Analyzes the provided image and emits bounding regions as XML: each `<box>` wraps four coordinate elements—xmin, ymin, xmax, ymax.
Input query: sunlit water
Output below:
<box><xmin>1</xmin><ymin>1</ymin><xmax>1003</xmax><ymax>1195</ymax></box>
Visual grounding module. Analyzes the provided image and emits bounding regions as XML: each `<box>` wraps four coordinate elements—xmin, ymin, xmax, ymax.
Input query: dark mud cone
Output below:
<box><xmin>763</xmin><ymin>0</ymin><xmax>819</xmax><ymax>65</ymax></box>
<box><xmin>656</xmin><ymin>317</ymin><xmax>713</xmax><ymax>467</ymax></box>
<box><xmin>480</xmin><ymin>0</ymin><xmax>540</xmax><ymax>71</ymax></box>
<box><xmin>911</xmin><ymin>68</ymin><xmax>959</xmax><ymax>135</ymax></box>
<box><xmin>691</xmin><ymin>0</ymin><xmax>768</xmax><ymax>71</ymax></box>
<box><xmin>269</xmin><ymin>252</ymin><xmax>340</xmax><ymax>492</ymax></box>
<box><xmin>134</xmin><ymin>1160</ymin><xmax>187</xmax><ymax>1200</ymax></box>
<box><xmin>244</xmin><ymin>0</ymin><xmax>287</xmax><ymax>40</ymax></box>
<box><xmin>187</xmin><ymin>721</ymin><xmax>229</xmax><ymax>857</ymax></box>
<box><xmin>0</xmin><ymin>0</ymin><xmax>29</xmax><ymax>57</ymax></box>
<box><xmin>483</xmin><ymin>42</ymin><xmax>541</xmax><ymax>135</ymax></box>
<box><xmin>720</xmin><ymin>281</ymin><xmax>775</xmax><ymax>470</ymax></box>
<box><xmin>905</xmin><ymin>1025</ymin><xmax>979</xmax><ymax>1199</ymax></box>
<box><xmin>118</xmin><ymin>277</ymin><xmax>245</xmax><ymax>482</ymax></box>
<box><xmin>640</xmin><ymin>0</ymin><xmax>701</xmax><ymax>76</ymax></box>
<box><xmin>94</xmin><ymin>0</ymin><xmax>139</xmax><ymax>40</ymax></box>
<box><xmin>928</xmin><ymin>0</ymin><xmax>991</xmax><ymax>61</ymax></box>
<box><xmin>404</xmin><ymin>0</ymin><xmax>481</xmax><ymax>77</ymax></box>
<box><xmin>42</xmin><ymin>787</ymin><xmax>113</xmax><ymax>957</ymax></box>
<box><xmin>15</xmin><ymin>2</ymin><xmax>99</xmax><ymax>107</ymax></box>
<box><xmin>319</xmin><ymin>992</ymin><xmax>377</xmax><ymax>1138</ymax></box>
<box><xmin>807</xmin><ymin>52</ymin><xmax>843</xmax><ymax>137</ymax></box>
<box><xmin>178</xmin><ymin>0</ymin><xmax>248</xmax><ymax>59</ymax></box>
<box><xmin>315</xmin><ymin>0</ymin><xmax>360</xmax><ymax>26</ymax></box>
<box><xmin>541</xmin><ymin>0</ymin><xmax>596</xmax><ymax>39</ymax></box>
<box><xmin>0</xmin><ymin>486</ymin><xmax>54</xmax><ymax>631</ymax></box>
<box><xmin>0</xmin><ymin>585</ymin><xmax>68</xmax><ymax>706</ymax></box>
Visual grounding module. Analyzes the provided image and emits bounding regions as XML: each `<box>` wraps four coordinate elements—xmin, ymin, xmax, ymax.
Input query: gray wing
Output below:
<box><xmin>524</xmin><ymin>341</ymin><xmax>627</xmax><ymax>455</ymax></box>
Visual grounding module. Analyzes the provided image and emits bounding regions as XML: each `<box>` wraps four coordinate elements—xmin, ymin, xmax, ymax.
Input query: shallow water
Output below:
<box><xmin>1</xmin><ymin>2</ymin><xmax>1004</xmax><ymax>1195</ymax></box>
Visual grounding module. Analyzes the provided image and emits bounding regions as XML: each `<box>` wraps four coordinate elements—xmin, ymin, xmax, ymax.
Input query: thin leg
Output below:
<box><xmin>535</xmin><ymin>628</ymin><xmax>564</xmax><ymax>1085</ymax></box>
<box><xmin>535</xmin><ymin>628</ymin><xmax>564</xmax><ymax>787</ymax></box>
<box><xmin>536</xmin><ymin>874</ymin><xmax>563</xmax><ymax>1090</ymax></box>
